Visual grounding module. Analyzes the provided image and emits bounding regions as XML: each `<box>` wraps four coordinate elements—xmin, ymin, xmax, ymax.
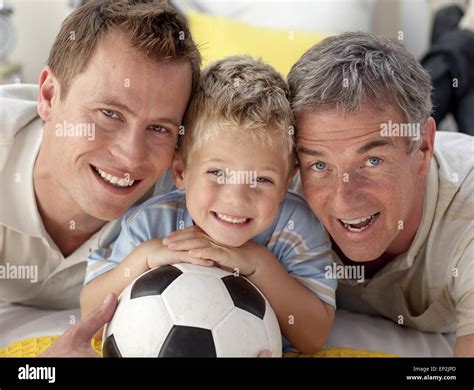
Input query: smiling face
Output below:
<box><xmin>296</xmin><ymin>106</ymin><xmax>434</xmax><ymax>261</ymax></box>
<box><xmin>173</xmin><ymin>130</ymin><xmax>290</xmax><ymax>247</ymax></box>
<box><xmin>37</xmin><ymin>32</ymin><xmax>193</xmax><ymax>221</ymax></box>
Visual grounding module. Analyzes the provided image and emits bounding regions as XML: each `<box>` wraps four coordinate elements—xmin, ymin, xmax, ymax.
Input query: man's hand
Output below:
<box><xmin>40</xmin><ymin>293</ymin><xmax>118</xmax><ymax>357</ymax></box>
<box><xmin>162</xmin><ymin>226</ymin><xmax>269</xmax><ymax>276</ymax></box>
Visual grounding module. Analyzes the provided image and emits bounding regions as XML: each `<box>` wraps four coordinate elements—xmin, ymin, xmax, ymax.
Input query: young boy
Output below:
<box><xmin>80</xmin><ymin>56</ymin><xmax>336</xmax><ymax>354</ymax></box>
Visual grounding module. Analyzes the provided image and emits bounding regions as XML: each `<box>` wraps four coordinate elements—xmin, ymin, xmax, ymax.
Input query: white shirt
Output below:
<box><xmin>293</xmin><ymin>131</ymin><xmax>474</xmax><ymax>337</ymax></box>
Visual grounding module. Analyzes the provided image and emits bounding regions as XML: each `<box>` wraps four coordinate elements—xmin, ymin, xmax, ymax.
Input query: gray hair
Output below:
<box><xmin>287</xmin><ymin>32</ymin><xmax>432</xmax><ymax>152</ymax></box>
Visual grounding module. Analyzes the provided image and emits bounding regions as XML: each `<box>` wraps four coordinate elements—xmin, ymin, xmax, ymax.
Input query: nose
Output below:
<box><xmin>112</xmin><ymin>125</ymin><xmax>149</xmax><ymax>170</ymax></box>
<box><xmin>220</xmin><ymin>182</ymin><xmax>252</xmax><ymax>207</ymax></box>
<box><xmin>330</xmin><ymin>172</ymin><xmax>365</xmax><ymax>215</ymax></box>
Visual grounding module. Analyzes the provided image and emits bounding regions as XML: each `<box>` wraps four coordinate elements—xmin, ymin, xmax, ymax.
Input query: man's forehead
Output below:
<box><xmin>298</xmin><ymin>125</ymin><xmax>383</xmax><ymax>143</ymax></box>
<box><xmin>82</xmin><ymin>32</ymin><xmax>166</xmax><ymax>83</ymax></box>
<box><xmin>73</xmin><ymin>54</ymin><xmax>188</xmax><ymax>124</ymax></box>
<box><xmin>296</xmin><ymin>133</ymin><xmax>399</xmax><ymax>158</ymax></box>
<box><xmin>295</xmin><ymin>107</ymin><xmax>406</xmax><ymax>144</ymax></box>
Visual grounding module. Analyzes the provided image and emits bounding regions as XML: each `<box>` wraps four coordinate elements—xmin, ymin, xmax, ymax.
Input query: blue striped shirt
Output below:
<box><xmin>85</xmin><ymin>190</ymin><xmax>337</xmax><ymax>307</ymax></box>
<box><xmin>85</xmin><ymin>189</ymin><xmax>336</xmax><ymax>350</ymax></box>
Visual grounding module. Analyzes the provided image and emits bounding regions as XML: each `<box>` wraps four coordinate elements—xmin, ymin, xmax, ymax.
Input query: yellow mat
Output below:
<box><xmin>0</xmin><ymin>336</ymin><xmax>397</xmax><ymax>358</ymax></box>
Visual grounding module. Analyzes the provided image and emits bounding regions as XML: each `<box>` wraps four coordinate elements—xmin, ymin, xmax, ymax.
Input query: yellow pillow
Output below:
<box><xmin>187</xmin><ymin>10</ymin><xmax>330</xmax><ymax>75</ymax></box>
<box><xmin>0</xmin><ymin>336</ymin><xmax>398</xmax><ymax>358</ymax></box>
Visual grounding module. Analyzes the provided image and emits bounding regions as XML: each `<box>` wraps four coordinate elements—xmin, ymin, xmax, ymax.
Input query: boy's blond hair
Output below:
<box><xmin>180</xmin><ymin>55</ymin><xmax>295</xmax><ymax>175</ymax></box>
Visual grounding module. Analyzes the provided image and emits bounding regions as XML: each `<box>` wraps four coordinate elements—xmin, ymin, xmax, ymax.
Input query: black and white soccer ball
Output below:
<box><xmin>102</xmin><ymin>263</ymin><xmax>282</xmax><ymax>357</ymax></box>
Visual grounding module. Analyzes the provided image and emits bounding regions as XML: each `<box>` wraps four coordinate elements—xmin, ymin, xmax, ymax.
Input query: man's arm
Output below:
<box><xmin>454</xmin><ymin>334</ymin><xmax>474</xmax><ymax>356</ymax></box>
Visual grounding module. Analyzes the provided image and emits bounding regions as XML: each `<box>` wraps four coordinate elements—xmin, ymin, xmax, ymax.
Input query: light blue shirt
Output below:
<box><xmin>85</xmin><ymin>189</ymin><xmax>337</xmax><ymax>350</ymax></box>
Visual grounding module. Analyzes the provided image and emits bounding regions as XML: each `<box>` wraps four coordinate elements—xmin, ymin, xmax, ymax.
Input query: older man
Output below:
<box><xmin>288</xmin><ymin>32</ymin><xmax>473</xmax><ymax>356</ymax></box>
<box><xmin>0</xmin><ymin>0</ymin><xmax>200</xmax><ymax>309</ymax></box>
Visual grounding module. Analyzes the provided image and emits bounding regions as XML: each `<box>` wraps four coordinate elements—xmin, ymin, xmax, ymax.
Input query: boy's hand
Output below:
<box><xmin>136</xmin><ymin>237</ymin><xmax>214</xmax><ymax>269</ymax></box>
<box><xmin>162</xmin><ymin>226</ymin><xmax>269</xmax><ymax>276</ymax></box>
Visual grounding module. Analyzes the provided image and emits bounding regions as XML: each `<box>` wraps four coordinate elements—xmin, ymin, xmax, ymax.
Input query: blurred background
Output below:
<box><xmin>1</xmin><ymin>0</ymin><xmax>472</xmax><ymax>133</ymax></box>
<box><xmin>0</xmin><ymin>0</ymin><xmax>436</xmax><ymax>83</ymax></box>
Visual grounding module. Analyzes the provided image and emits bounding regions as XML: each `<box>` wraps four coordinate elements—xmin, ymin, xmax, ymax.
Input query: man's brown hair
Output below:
<box><xmin>47</xmin><ymin>0</ymin><xmax>201</xmax><ymax>98</ymax></box>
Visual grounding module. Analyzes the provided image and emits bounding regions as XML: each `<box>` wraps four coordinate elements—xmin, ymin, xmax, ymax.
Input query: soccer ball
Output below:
<box><xmin>102</xmin><ymin>263</ymin><xmax>282</xmax><ymax>357</ymax></box>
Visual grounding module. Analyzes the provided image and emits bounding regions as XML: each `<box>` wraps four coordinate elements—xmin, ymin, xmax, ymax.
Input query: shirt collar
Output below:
<box><xmin>405</xmin><ymin>157</ymin><xmax>439</xmax><ymax>263</ymax></box>
<box><xmin>0</xmin><ymin>118</ymin><xmax>47</xmax><ymax>239</ymax></box>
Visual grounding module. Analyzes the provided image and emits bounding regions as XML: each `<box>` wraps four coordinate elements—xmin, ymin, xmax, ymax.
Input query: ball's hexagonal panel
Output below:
<box><xmin>158</xmin><ymin>325</ymin><xmax>216</xmax><ymax>357</ymax></box>
<box><xmin>130</xmin><ymin>266</ymin><xmax>182</xmax><ymax>299</ymax></box>
<box><xmin>102</xmin><ymin>334</ymin><xmax>122</xmax><ymax>357</ymax></box>
<box><xmin>106</xmin><ymin>295</ymin><xmax>173</xmax><ymax>357</ymax></box>
<box><xmin>221</xmin><ymin>275</ymin><xmax>266</xmax><ymax>319</ymax></box>
<box><xmin>162</xmin><ymin>272</ymin><xmax>234</xmax><ymax>329</ymax></box>
<box><xmin>173</xmin><ymin>263</ymin><xmax>232</xmax><ymax>279</ymax></box>
<box><xmin>212</xmin><ymin>308</ymin><xmax>269</xmax><ymax>357</ymax></box>
<box><xmin>262</xmin><ymin>301</ymin><xmax>283</xmax><ymax>357</ymax></box>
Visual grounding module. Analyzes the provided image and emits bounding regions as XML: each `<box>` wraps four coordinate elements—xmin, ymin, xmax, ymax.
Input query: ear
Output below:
<box><xmin>37</xmin><ymin>66</ymin><xmax>59</xmax><ymax>122</ymax></box>
<box><xmin>171</xmin><ymin>155</ymin><xmax>186</xmax><ymax>190</ymax></box>
<box><xmin>417</xmin><ymin>117</ymin><xmax>436</xmax><ymax>177</ymax></box>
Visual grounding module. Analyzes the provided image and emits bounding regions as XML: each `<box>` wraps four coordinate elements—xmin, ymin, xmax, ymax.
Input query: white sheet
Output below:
<box><xmin>0</xmin><ymin>302</ymin><xmax>455</xmax><ymax>356</ymax></box>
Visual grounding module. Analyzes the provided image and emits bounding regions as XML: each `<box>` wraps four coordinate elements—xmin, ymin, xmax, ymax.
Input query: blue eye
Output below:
<box><xmin>365</xmin><ymin>157</ymin><xmax>383</xmax><ymax>167</ymax></box>
<box><xmin>101</xmin><ymin>109</ymin><xmax>119</xmax><ymax>119</ymax></box>
<box><xmin>149</xmin><ymin>125</ymin><xmax>169</xmax><ymax>134</ymax></box>
<box><xmin>310</xmin><ymin>161</ymin><xmax>327</xmax><ymax>172</ymax></box>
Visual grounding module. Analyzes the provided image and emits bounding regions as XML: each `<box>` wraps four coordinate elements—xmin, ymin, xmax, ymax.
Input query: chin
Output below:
<box><xmin>83</xmin><ymin>202</ymin><xmax>127</xmax><ymax>222</ymax></box>
<box><xmin>206</xmin><ymin>230</ymin><xmax>249</xmax><ymax>248</ymax></box>
<box><xmin>215</xmin><ymin>236</ymin><xmax>248</xmax><ymax>248</ymax></box>
<box><xmin>337</xmin><ymin>240</ymin><xmax>387</xmax><ymax>262</ymax></box>
<box><xmin>341</xmin><ymin>251</ymin><xmax>378</xmax><ymax>262</ymax></box>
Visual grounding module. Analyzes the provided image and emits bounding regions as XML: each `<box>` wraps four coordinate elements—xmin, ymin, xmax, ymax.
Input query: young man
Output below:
<box><xmin>0</xmin><ymin>0</ymin><xmax>200</xmax><ymax>309</ymax></box>
<box><xmin>288</xmin><ymin>32</ymin><xmax>474</xmax><ymax>356</ymax></box>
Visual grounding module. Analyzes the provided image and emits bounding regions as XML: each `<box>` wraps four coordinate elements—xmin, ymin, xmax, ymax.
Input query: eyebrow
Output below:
<box><xmin>203</xmin><ymin>159</ymin><xmax>281</xmax><ymax>174</ymax></box>
<box><xmin>356</xmin><ymin>139</ymin><xmax>395</xmax><ymax>154</ymax></box>
<box><xmin>297</xmin><ymin>139</ymin><xmax>395</xmax><ymax>158</ymax></box>
<box><xmin>97</xmin><ymin>98</ymin><xmax>180</xmax><ymax>128</ymax></box>
<box><xmin>297</xmin><ymin>146</ymin><xmax>325</xmax><ymax>157</ymax></box>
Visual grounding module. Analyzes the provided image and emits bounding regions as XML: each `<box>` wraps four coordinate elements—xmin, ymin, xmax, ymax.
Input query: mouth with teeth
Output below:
<box><xmin>90</xmin><ymin>165</ymin><xmax>140</xmax><ymax>191</ymax></box>
<box><xmin>338</xmin><ymin>212</ymin><xmax>380</xmax><ymax>233</ymax></box>
<box><xmin>211</xmin><ymin>211</ymin><xmax>252</xmax><ymax>226</ymax></box>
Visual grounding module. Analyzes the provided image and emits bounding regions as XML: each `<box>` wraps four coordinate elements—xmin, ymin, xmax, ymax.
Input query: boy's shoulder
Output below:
<box><xmin>282</xmin><ymin>190</ymin><xmax>309</xmax><ymax>204</ymax></box>
<box><xmin>256</xmin><ymin>190</ymin><xmax>325</xmax><ymax>243</ymax></box>
<box><xmin>123</xmin><ymin>189</ymin><xmax>187</xmax><ymax>225</ymax></box>
<box><xmin>279</xmin><ymin>190</ymin><xmax>316</xmax><ymax>218</ymax></box>
<box><xmin>254</xmin><ymin>190</ymin><xmax>329</xmax><ymax>257</ymax></box>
